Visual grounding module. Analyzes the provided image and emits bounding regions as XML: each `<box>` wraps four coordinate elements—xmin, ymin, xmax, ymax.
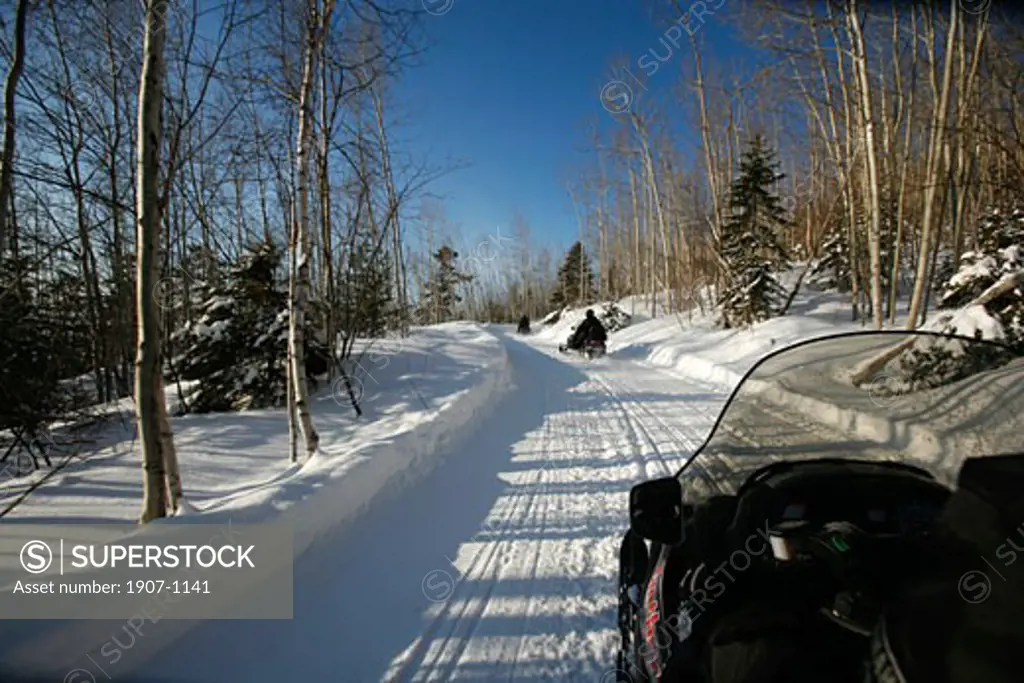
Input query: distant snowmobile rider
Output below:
<box><xmin>569</xmin><ymin>309</ymin><xmax>607</xmax><ymax>350</ymax></box>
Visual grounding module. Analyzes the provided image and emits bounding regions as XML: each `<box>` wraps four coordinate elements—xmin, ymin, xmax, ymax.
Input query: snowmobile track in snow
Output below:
<box><xmin>388</xmin><ymin>342</ymin><xmax>734</xmax><ymax>682</ymax></box>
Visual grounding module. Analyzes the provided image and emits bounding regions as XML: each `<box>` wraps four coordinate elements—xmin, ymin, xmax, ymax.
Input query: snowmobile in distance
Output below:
<box><xmin>613</xmin><ymin>330</ymin><xmax>1024</xmax><ymax>683</ymax></box>
<box><xmin>517</xmin><ymin>315</ymin><xmax>531</xmax><ymax>334</ymax></box>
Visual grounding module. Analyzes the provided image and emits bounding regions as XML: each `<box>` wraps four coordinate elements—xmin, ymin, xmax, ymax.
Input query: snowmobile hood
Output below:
<box><xmin>676</xmin><ymin>331</ymin><xmax>1024</xmax><ymax>504</ymax></box>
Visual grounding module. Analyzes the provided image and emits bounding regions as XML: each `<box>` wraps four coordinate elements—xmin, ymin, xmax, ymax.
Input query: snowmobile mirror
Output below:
<box><xmin>629</xmin><ymin>477</ymin><xmax>686</xmax><ymax>545</ymax></box>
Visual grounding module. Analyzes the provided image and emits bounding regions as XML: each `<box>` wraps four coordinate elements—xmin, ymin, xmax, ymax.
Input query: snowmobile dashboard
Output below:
<box><xmin>718</xmin><ymin>459</ymin><xmax>953</xmax><ymax>635</ymax></box>
<box><xmin>726</xmin><ymin>458</ymin><xmax>951</xmax><ymax>543</ymax></box>
<box><xmin>659</xmin><ymin>460</ymin><xmax>946</xmax><ymax>644</ymax></box>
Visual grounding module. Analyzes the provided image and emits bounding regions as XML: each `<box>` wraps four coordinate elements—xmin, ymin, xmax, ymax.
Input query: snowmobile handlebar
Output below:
<box><xmin>765</xmin><ymin>518</ymin><xmax>911</xmax><ymax>636</ymax></box>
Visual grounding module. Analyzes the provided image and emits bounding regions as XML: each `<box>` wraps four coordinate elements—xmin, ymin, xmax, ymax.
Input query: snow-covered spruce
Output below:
<box><xmin>717</xmin><ymin>135</ymin><xmax>791</xmax><ymax>329</ymax></box>
<box><xmin>810</xmin><ymin>225</ymin><xmax>851</xmax><ymax>292</ymax></box>
<box><xmin>169</xmin><ymin>242</ymin><xmax>328</xmax><ymax>413</ymax></box>
<box><xmin>933</xmin><ymin>207</ymin><xmax>1024</xmax><ymax>348</ymax></box>
<box><xmin>550</xmin><ymin>240</ymin><xmax>596</xmax><ymax>310</ymax></box>
<box><xmin>598</xmin><ymin>301</ymin><xmax>632</xmax><ymax>332</ymax></box>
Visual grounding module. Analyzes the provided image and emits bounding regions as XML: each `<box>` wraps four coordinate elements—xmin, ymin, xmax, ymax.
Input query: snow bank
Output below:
<box><xmin>0</xmin><ymin>323</ymin><xmax>512</xmax><ymax>678</ymax></box>
<box><xmin>189</xmin><ymin>324</ymin><xmax>513</xmax><ymax>537</ymax></box>
<box><xmin>615</xmin><ymin>311</ymin><xmax>843</xmax><ymax>387</ymax></box>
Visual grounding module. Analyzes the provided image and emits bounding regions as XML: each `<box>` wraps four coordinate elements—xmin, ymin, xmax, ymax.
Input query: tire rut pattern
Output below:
<box><xmin>401</xmin><ymin>377</ymin><xmax>596</xmax><ymax>681</ymax></box>
<box><xmin>391</xmin><ymin>392</ymin><xmax>557</xmax><ymax>682</ymax></box>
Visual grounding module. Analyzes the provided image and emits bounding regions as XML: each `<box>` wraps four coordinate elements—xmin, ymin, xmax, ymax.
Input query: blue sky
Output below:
<box><xmin>398</xmin><ymin>0</ymin><xmax>742</xmax><ymax>256</ymax></box>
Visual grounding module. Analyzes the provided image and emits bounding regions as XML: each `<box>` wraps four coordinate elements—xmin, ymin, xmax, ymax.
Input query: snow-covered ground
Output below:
<box><xmin>2</xmin><ymin>278</ymin><xmax>1021</xmax><ymax>681</ymax></box>
<box><xmin>2</xmin><ymin>323</ymin><xmax>507</xmax><ymax>526</ymax></box>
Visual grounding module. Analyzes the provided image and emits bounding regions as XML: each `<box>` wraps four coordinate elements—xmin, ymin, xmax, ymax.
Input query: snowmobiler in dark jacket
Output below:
<box><xmin>562</xmin><ymin>309</ymin><xmax>607</xmax><ymax>352</ymax></box>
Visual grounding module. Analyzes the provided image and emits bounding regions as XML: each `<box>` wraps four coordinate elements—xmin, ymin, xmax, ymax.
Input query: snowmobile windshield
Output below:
<box><xmin>679</xmin><ymin>331</ymin><xmax>1024</xmax><ymax>502</ymax></box>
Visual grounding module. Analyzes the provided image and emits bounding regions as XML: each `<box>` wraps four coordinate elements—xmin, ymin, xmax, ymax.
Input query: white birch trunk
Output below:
<box><xmin>847</xmin><ymin>0</ymin><xmax>885</xmax><ymax>328</ymax></box>
<box><xmin>289</xmin><ymin>0</ymin><xmax>334</xmax><ymax>457</ymax></box>
<box><xmin>136</xmin><ymin>0</ymin><xmax>171</xmax><ymax>523</ymax></box>
<box><xmin>905</xmin><ymin>0</ymin><xmax>959</xmax><ymax>328</ymax></box>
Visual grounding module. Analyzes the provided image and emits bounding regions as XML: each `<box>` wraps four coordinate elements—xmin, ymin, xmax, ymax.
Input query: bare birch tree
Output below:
<box><xmin>846</xmin><ymin>0</ymin><xmax>884</xmax><ymax>327</ymax></box>
<box><xmin>289</xmin><ymin>0</ymin><xmax>336</xmax><ymax>458</ymax></box>
<box><xmin>136</xmin><ymin>0</ymin><xmax>173</xmax><ymax>522</ymax></box>
<box><xmin>905</xmin><ymin>0</ymin><xmax>959</xmax><ymax>328</ymax></box>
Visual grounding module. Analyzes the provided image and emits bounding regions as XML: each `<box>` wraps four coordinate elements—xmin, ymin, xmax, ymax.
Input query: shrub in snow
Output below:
<box><xmin>885</xmin><ymin>327</ymin><xmax>1018</xmax><ymax>397</ymax></box>
<box><xmin>810</xmin><ymin>195</ymin><xmax>899</xmax><ymax>300</ymax></box>
<box><xmin>598</xmin><ymin>302</ymin><xmax>632</xmax><ymax>332</ymax></box>
<box><xmin>808</xmin><ymin>226</ymin><xmax>851</xmax><ymax>291</ymax></box>
<box><xmin>930</xmin><ymin>249</ymin><xmax>957</xmax><ymax>297</ymax></box>
<box><xmin>171</xmin><ymin>241</ymin><xmax>328</xmax><ymax>413</ymax></box>
<box><xmin>934</xmin><ymin>207</ymin><xmax>1024</xmax><ymax>350</ymax></box>
<box><xmin>718</xmin><ymin>135</ymin><xmax>790</xmax><ymax>329</ymax></box>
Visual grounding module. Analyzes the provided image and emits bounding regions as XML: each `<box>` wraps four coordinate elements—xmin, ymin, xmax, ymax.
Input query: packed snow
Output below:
<box><xmin>1</xmin><ymin>279</ymin><xmax>1021</xmax><ymax>681</ymax></box>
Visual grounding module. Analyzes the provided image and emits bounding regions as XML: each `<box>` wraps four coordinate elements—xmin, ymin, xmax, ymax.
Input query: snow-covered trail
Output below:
<box><xmin>134</xmin><ymin>334</ymin><xmax>727</xmax><ymax>682</ymax></box>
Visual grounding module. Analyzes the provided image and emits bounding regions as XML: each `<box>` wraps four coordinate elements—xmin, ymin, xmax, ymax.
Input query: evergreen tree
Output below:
<box><xmin>37</xmin><ymin>268</ymin><xmax>94</xmax><ymax>382</ymax></box>
<box><xmin>0</xmin><ymin>257</ymin><xmax>73</xmax><ymax>458</ymax></box>
<box><xmin>418</xmin><ymin>245</ymin><xmax>473</xmax><ymax>324</ymax></box>
<box><xmin>551</xmin><ymin>241</ymin><xmax>595</xmax><ymax>308</ymax></box>
<box><xmin>339</xmin><ymin>232</ymin><xmax>395</xmax><ymax>338</ymax></box>
<box><xmin>171</xmin><ymin>241</ymin><xmax>327</xmax><ymax>413</ymax></box>
<box><xmin>935</xmin><ymin>206</ymin><xmax>1024</xmax><ymax>350</ymax></box>
<box><xmin>597</xmin><ymin>301</ymin><xmax>632</xmax><ymax>332</ymax></box>
<box><xmin>810</xmin><ymin>225</ymin><xmax>851</xmax><ymax>292</ymax></box>
<box><xmin>718</xmin><ymin>135</ymin><xmax>790</xmax><ymax>328</ymax></box>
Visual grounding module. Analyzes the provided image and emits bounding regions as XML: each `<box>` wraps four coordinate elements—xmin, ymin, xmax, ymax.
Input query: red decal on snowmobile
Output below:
<box><xmin>643</xmin><ymin>557</ymin><xmax>666</xmax><ymax>678</ymax></box>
